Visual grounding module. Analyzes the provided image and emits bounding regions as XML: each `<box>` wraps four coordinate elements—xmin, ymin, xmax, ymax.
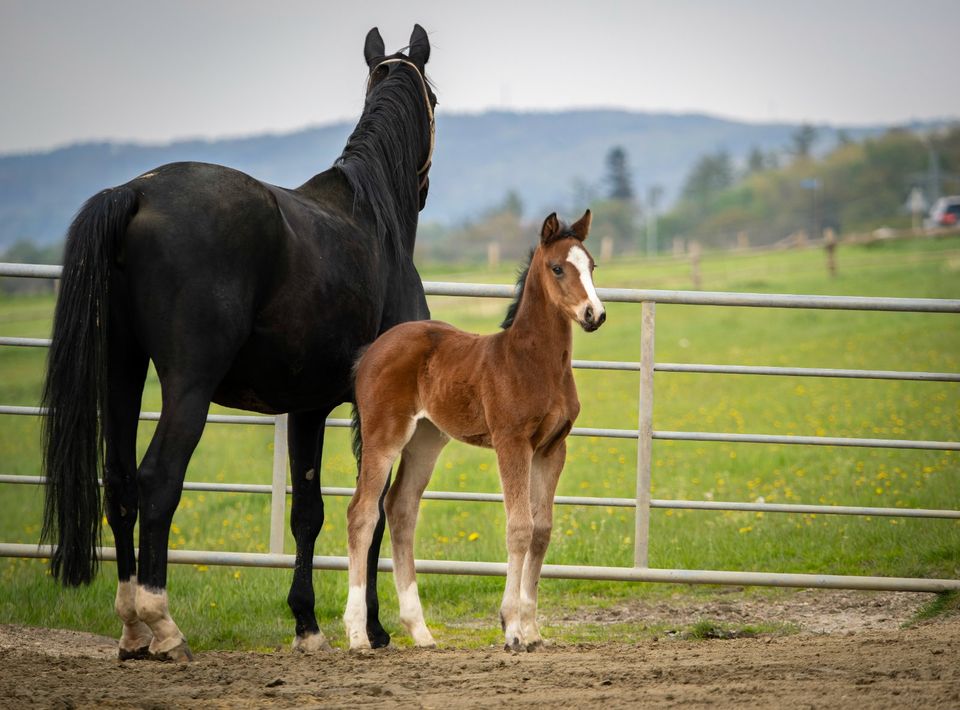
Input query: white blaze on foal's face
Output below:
<box><xmin>566</xmin><ymin>245</ymin><xmax>604</xmax><ymax>328</ymax></box>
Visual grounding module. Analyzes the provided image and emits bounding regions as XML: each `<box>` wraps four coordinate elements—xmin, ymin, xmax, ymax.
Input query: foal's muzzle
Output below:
<box><xmin>580</xmin><ymin>305</ymin><xmax>607</xmax><ymax>332</ymax></box>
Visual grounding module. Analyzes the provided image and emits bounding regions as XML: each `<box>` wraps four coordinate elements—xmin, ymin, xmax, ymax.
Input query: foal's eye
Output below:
<box><xmin>552</xmin><ymin>265</ymin><xmax>564</xmax><ymax>276</ymax></box>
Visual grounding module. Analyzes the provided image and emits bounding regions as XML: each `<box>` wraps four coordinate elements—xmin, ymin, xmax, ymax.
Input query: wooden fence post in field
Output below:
<box><xmin>487</xmin><ymin>241</ymin><xmax>500</xmax><ymax>270</ymax></box>
<box><xmin>689</xmin><ymin>240</ymin><xmax>702</xmax><ymax>290</ymax></box>
<box><xmin>737</xmin><ymin>231</ymin><xmax>750</xmax><ymax>251</ymax></box>
<box><xmin>600</xmin><ymin>236</ymin><xmax>614</xmax><ymax>264</ymax></box>
<box><xmin>823</xmin><ymin>228</ymin><xmax>837</xmax><ymax>278</ymax></box>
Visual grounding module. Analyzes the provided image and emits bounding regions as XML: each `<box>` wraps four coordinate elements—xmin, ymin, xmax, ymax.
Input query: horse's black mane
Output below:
<box><xmin>334</xmin><ymin>64</ymin><xmax>431</xmax><ymax>261</ymax></box>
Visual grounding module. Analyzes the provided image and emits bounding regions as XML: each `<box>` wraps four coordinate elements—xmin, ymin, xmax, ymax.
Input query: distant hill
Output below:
<box><xmin>0</xmin><ymin>109</ymin><xmax>937</xmax><ymax>249</ymax></box>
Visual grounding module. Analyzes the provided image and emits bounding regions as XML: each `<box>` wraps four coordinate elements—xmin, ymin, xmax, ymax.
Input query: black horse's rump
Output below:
<box><xmin>40</xmin><ymin>25</ymin><xmax>435</xmax><ymax>655</ymax></box>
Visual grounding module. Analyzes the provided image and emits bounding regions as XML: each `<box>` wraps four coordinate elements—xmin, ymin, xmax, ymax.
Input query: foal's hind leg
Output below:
<box><xmin>344</xmin><ymin>416</ymin><xmax>412</xmax><ymax>650</ymax></box>
<box><xmin>385</xmin><ymin>420</ymin><xmax>448</xmax><ymax>647</ymax></box>
<box><xmin>520</xmin><ymin>442</ymin><xmax>566</xmax><ymax>651</ymax></box>
<box><xmin>103</xmin><ymin>331</ymin><xmax>151</xmax><ymax>660</ymax></box>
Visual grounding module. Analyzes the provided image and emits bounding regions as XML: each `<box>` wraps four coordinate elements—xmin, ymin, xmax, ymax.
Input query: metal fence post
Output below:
<box><xmin>269</xmin><ymin>414</ymin><xmax>289</xmax><ymax>554</ymax></box>
<box><xmin>634</xmin><ymin>301</ymin><xmax>656</xmax><ymax>568</ymax></box>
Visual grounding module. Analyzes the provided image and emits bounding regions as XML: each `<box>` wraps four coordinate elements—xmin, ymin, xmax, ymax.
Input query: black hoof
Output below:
<box><xmin>367</xmin><ymin>624</ymin><xmax>391</xmax><ymax>649</ymax></box>
<box><xmin>526</xmin><ymin>639</ymin><xmax>544</xmax><ymax>652</ymax></box>
<box><xmin>118</xmin><ymin>645</ymin><xmax>151</xmax><ymax>661</ymax></box>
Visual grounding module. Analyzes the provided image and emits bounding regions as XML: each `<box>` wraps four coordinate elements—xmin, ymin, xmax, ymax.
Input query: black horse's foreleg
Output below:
<box><xmin>103</xmin><ymin>329</ymin><xmax>149</xmax><ymax>660</ymax></box>
<box><xmin>134</xmin><ymin>384</ymin><xmax>211</xmax><ymax>662</ymax></box>
<box><xmin>364</xmin><ymin>472</ymin><xmax>392</xmax><ymax>648</ymax></box>
<box><xmin>287</xmin><ymin>410</ymin><xmax>331</xmax><ymax>651</ymax></box>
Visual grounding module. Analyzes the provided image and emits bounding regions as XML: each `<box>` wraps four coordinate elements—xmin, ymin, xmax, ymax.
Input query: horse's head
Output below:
<box><xmin>362</xmin><ymin>25</ymin><xmax>437</xmax><ymax>205</ymax></box>
<box><xmin>363</xmin><ymin>25</ymin><xmax>434</xmax><ymax>98</ymax></box>
<box><xmin>537</xmin><ymin>210</ymin><xmax>606</xmax><ymax>332</ymax></box>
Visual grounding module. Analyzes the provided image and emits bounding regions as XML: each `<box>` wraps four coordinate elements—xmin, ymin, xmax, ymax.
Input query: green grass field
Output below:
<box><xmin>1</xmin><ymin>235</ymin><xmax>958</xmax><ymax>651</ymax></box>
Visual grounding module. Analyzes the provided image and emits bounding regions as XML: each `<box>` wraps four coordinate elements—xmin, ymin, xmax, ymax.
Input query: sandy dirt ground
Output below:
<box><xmin>1</xmin><ymin>590</ymin><xmax>958</xmax><ymax>709</ymax></box>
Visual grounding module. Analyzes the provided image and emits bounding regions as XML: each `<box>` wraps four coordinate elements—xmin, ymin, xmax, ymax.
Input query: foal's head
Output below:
<box><xmin>537</xmin><ymin>211</ymin><xmax>606</xmax><ymax>332</ymax></box>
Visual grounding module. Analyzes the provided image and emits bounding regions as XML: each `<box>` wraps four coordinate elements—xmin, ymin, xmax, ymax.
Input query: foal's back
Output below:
<box><xmin>355</xmin><ymin>319</ymin><xmax>500</xmax><ymax>447</ymax></box>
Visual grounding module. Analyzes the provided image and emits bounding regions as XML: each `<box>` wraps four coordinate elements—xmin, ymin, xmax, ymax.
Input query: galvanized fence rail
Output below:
<box><xmin>1</xmin><ymin>262</ymin><xmax>959</xmax><ymax>593</ymax></box>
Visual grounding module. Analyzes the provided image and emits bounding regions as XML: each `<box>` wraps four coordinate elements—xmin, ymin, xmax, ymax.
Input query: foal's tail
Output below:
<box><xmin>40</xmin><ymin>186</ymin><xmax>138</xmax><ymax>586</ymax></box>
<box><xmin>349</xmin><ymin>345</ymin><xmax>371</xmax><ymax>474</ymax></box>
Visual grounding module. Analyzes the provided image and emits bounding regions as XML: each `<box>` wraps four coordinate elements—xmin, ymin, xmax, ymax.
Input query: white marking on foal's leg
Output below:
<box><xmin>519</xmin><ymin>588</ymin><xmax>542</xmax><ymax>648</ymax></box>
<box><xmin>343</xmin><ymin>584</ymin><xmax>371</xmax><ymax>650</ymax></box>
<box><xmin>398</xmin><ymin>582</ymin><xmax>435</xmax><ymax>647</ymax></box>
<box><xmin>135</xmin><ymin>586</ymin><xmax>189</xmax><ymax>659</ymax></box>
<box><xmin>566</xmin><ymin>245</ymin><xmax>605</xmax><ymax>321</ymax></box>
<box><xmin>115</xmin><ymin>577</ymin><xmax>153</xmax><ymax>657</ymax></box>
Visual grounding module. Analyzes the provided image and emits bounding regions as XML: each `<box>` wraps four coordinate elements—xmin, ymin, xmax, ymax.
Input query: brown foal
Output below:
<box><xmin>343</xmin><ymin>210</ymin><xmax>605</xmax><ymax>651</ymax></box>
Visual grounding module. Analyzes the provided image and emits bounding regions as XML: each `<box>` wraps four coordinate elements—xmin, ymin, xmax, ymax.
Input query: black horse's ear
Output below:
<box><xmin>364</xmin><ymin>27</ymin><xmax>385</xmax><ymax>67</ymax></box>
<box><xmin>408</xmin><ymin>23</ymin><xmax>430</xmax><ymax>65</ymax></box>
<box><xmin>540</xmin><ymin>212</ymin><xmax>561</xmax><ymax>243</ymax></box>
<box><xmin>570</xmin><ymin>209</ymin><xmax>592</xmax><ymax>241</ymax></box>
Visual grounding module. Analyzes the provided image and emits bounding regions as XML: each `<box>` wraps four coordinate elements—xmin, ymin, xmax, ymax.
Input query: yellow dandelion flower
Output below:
<box><xmin>468</xmin><ymin>532</ymin><xmax>479</xmax><ymax>541</ymax></box>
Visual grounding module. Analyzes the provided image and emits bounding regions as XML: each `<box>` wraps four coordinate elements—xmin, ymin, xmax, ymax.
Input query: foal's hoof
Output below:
<box><xmin>117</xmin><ymin>644</ymin><xmax>151</xmax><ymax>661</ymax></box>
<box><xmin>504</xmin><ymin>637</ymin><xmax>524</xmax><ymax>653</ymax></box>
<box><xmin>525</xmin><ymin>639</ymin><xmax>544</xmax><ymax>652</ymax></box>
<box><xmin>292</xmin><ymin>632</ymin><xmax>333</xmax><ymax>653</ymax></box>
<box><xmin>150</xmin><ymin>640</ymin><xmax>194</xmax><ymax>663</ymax></box>
<box><xmin>366</xmin><ymin>625</ymin><xmax>391</xmax><ymax>649</ymax></box>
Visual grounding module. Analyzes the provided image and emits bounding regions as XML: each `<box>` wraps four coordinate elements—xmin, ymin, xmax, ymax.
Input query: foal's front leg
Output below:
<box><xmin>520</xmin><ymin>442</ymin><xmax>566</xmax><ymax>650</ymax></box>
<box><xmin>495</xmin><ymin>439</ymin><xmax>534</xmax><ymax>651</ymax></box>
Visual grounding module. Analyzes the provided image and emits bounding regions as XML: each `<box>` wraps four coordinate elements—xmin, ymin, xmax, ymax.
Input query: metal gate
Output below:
<box><xmin>1</xmin><ymin>262</ymin><xmax>959</xmax><ymax>592</ymax></box>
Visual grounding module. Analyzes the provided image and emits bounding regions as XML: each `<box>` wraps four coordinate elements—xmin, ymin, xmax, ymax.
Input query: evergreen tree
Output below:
<box><xmin>791</xmin><ymin>123</ymin><xmax>818</xmax><ymax>159</ymax></box>
<box><xmin>605</xmin><ymin>146</ymin><xmax>635</xmax><ymax>200</ymax></box>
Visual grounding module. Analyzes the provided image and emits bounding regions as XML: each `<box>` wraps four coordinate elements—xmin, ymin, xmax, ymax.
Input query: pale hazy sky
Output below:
<box><xmin>1</xmin><ymin>0</ymin><xmax>956</xmax><ymax>154</ymax></box>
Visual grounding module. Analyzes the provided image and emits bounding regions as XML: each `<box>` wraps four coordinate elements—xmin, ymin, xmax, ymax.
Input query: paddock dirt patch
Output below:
<box><xmin>1</xmin><ymin>590</ymin><xmax>958</xmax><ymax>708</ymax></box>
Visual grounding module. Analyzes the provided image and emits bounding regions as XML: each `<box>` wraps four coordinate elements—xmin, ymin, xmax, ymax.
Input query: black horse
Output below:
<box><xmin>40</xmin><ymin>25</ymin><xmax>436</xmax><ymax>661</ymax></box>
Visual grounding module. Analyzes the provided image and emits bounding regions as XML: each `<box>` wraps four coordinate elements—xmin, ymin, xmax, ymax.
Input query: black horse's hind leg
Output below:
<box><xmin>364</xmin><ymin>473</ymin><xmax>392</xmax><ymax>648</ymax></box>
<box><xmin>103</xmin><ymin>327</ymin><xmax>150</xmax><ymax>660</ymax></box>
<box><xmin>134</xmin><ymin>381</ymin><xmax>213</xmax><ymax>662</ymax></box>
<box><xmin>287</xmin><ymin>409</ymin><xmax>333</xmax><ymax>652</ymax></box>
<box><xmin>286</xmin><ymin>410</ymin><xmax>391</xmax><ymax>650</ymax></box>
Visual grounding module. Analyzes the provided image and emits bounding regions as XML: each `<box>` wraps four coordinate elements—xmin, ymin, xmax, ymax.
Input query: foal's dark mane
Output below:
<box><xmin>500</xmin><ymin>223</ymin><xmax>577</xmax><ymax>329</ymax></box>
<box><xmin>334</xmin><ymin>64</ymin><xmax>432</xmax><ymax>261</ymax></box>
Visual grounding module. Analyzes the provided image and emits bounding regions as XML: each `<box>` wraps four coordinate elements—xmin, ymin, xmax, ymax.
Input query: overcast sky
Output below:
<box><xmin>1</xmin><ymin>0</ymin><xmax>956</xmax><ymax>154</ymax></box>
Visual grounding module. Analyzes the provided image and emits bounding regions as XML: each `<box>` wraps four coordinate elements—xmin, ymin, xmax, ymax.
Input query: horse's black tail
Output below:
<box><xmin>40</xmin><ymin>186</ymin><xmax>138</xmax><ymax>586</ymax></box>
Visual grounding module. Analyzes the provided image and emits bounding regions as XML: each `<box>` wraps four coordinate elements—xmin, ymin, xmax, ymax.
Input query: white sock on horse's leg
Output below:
<box><xmin>135</xmin><ymin>585</ymin><xmax>188</xmax><ymax>658</ymax></box>
<box><xmin>115</xmin><ymin>577</ymin><xmax>153</xmax><ymax>656</ymax></box>
<box><xmin>343</xmin><ymin>582</ymin><xmax>369</xmax><ymax>650</ymax></box>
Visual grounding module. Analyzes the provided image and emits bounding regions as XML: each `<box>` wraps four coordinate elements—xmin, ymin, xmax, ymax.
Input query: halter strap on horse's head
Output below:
<box><xmin>367</xmin><ymin>58</ymin><xmax>435</xmax><ymax>188</ymax></box>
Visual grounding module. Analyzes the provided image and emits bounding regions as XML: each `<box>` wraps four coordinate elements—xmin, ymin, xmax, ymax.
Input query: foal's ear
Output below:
<box><xmin>409</xmin><ymin>24</ymin><xmax>431</xmax><ymax>65</ymax></box>
<box><xmin>540</xmin><ymin>212</ymin><xmax>561</xmax><ymax>243</ymax></box>
<box><xmin>570</xmin><ymin>209</ymin><xmax>592</xmax><ymax>241</ymax></box>
<box><xmin>364</xmin><ymin>27</ymin><xmax>386</xmax><ymax>67</ymax></box>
